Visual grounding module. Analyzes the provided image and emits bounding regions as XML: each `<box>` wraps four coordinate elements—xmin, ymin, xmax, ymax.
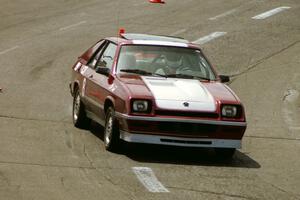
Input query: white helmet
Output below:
<box><xmin>164</xmin><ymin>52</ymin><xmax>182</xmax><ymax>68</ymax></box>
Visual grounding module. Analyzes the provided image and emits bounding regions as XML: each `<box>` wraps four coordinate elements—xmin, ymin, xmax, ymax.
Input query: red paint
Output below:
<box><xmin>119</xmin><ymin>28</ymin><xmax>125</xmax><ymax>37</ymax></box>
<box><xmin>70</xmin><ymin>33</ymin><xmax>246</xmax><ymax>145</ymax></box>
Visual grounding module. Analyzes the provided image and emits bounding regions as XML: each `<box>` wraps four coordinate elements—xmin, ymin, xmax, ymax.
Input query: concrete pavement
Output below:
<box><xmin>0</xmin><ymin>0</ymin><xmax>299</xmax><ymax>199</ymax></box>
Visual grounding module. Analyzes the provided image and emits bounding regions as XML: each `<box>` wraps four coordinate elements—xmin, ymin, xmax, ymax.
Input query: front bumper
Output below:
<box><xmin>120</xmin><ymin>131</ymin><xmax>241</xmax><ymax>148</ymax></box>
<box><xmin>116</xmin><ymin>112</ymin><xmax>246</xmax><ymax>148</ymax></box>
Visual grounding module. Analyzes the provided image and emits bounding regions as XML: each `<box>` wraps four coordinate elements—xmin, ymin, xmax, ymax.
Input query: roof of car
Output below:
<box><xmin>122</xmin><ymin>33</ymin><xmax>189</xmax><ymax>43</ymax></box>
<box><xmin>107</xmin><ymin>33</ymin><xmax>197</xmax><ymax>48</ymax></box>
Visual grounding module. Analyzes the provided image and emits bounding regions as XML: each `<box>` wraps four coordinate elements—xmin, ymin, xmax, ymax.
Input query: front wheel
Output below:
<box><xmin>104</xmin><ymin>107</ymin><xmax>120</xmax><ymax>152</ymax></box>
<box><xmin>72</xmin><ymin>89</ymin><xmax>90</xmax><ymax>128</ymax></box>
<box><xmin>215</xmin><ymin>148</ymin><xmax>236</xmax><ymax>160</ymax></box>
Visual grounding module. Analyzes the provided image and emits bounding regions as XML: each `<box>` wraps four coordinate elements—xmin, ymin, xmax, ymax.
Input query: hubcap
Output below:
<box><xmin>105</xmin><ymin>115</ymin><xmax>113</xmax><ymax>146</ymax></box>
<box><xmin>73</xmin><ymin>93</ymin><xmax>80</xmax><ymax>121</ymax></box>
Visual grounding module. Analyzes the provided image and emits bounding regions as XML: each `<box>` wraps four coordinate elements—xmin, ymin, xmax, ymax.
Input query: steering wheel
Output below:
<box><xmin>150</xmin><ymin>55</ymin><xmax>170</xmax><ymax>74</ymax></box>
<box><xmin>177</xmin><ymin>66</ymin><xmax>192</xmax><ymax>73</ymax></box>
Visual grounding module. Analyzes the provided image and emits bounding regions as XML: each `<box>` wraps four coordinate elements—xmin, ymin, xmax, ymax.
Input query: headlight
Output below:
<box><xmin>222</xmin><ymin>105</ymin><xmax>238</xmax><ymax>118</ymax></box>
<box><xmin>132</xmin><ymin>100</ymin><xmax>150</xmax><ymax>113</ymax></box>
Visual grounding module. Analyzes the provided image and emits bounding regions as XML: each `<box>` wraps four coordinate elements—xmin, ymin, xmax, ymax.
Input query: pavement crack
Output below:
<box><xmin>167</xmin><ymin>186</ymin><xmax>258</xmax><ymax>200</ymax></box>
<box><xmin>0</xmin><ymin>170</ymin><xmax>10</xmax><ymax>186</ymax></box>
<box><xmin>60</xmin><ymin>177</ymin><xmax>65</xmax><ymax>187</ymax></box>
<box><xmin>230</xmin><ymin>40</ymin><xmax>300</xmax><ymax>78</ymax></box>
<box><xmin>82</xmin><ymin>144</ymin><xmax>116</xmax><ymax>185</ymax></box>
<box><xmin>282</xmin><ymin>89</ymin><xmax>292</xmax><ymax>101</ymax></box>
<box><xmin>83</xmin><ymin>144</ymin><xmax>95</xmax><ymax>168</ymax></box>
<box><xmin>64</xmin><ymin>130</ymin><xmax>73</xmax><ymax>149</ymax></box>
<box><xmin>0</xmin><ymin>160</ymin><xmax>93</xmax><ymax>170</ymax></box>
<box><xmin>82</xmin><ymin>144</ymin><xmax>136</xmax><ymax>199</ymax></box>
<box><xmin>258</xmin><ymin>178</ymin><xmax>300</xmax><ymax>199</ymax></box>
<box><xmin>282</xmin><ymin>89</ymin><xmax>299</xmax><ymax>102</ymax></box>
<box><xmin>245</xmin><ymin>135</ymin><xmax>300</xmax><ymax>141</ymax></box>
<box><xmin>29</xmin><ymin>59</ymin><xmax>54</xmax><ymax>79</ymax></box>
<box><xmin>0</xmin><ymin>114</ymin><xmax>71</xmax><ymax>124</ymax></box>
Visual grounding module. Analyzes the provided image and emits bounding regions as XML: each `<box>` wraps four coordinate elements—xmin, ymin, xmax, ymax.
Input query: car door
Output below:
<box><xmin>81</xmin><ymin>40</ymin><xmax>107</xmax><ymax>116</ymax></box>
<box><xmin>86</xmin><ymin>41</ymin><xmax>118</xmax><ymax>125</ymax></box>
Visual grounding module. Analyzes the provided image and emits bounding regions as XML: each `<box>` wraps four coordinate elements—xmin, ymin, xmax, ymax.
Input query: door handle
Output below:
<box><xmin>89</xmin><ymin>74</ymin><xmax>93</xmax><ymax>78</ymax></box>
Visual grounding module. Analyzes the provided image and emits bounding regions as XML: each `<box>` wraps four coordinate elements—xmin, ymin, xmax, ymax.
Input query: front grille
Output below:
<box><xmin>157</xmin><ymin>121</ymin><xmax>218</xmax><ymax>136</ymax></box>
<box><xmin>161</xmin><ymin>138</ymin><xmax>212</xmax><ymax>145</ymax></box>
<box><xmin>155</xmin><ymin>110</ymin><xmax>219</xmax><ymax>118</ymax></box>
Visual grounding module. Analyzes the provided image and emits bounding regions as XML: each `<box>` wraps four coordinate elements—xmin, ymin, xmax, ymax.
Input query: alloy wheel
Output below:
<box><xmin>104</xmin><ymin>114</ymin><xmax>113</xmax><ymax>146</ymax></box>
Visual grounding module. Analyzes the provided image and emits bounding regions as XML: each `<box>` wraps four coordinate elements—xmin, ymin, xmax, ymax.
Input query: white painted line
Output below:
<box><xmin>192</xmin><ymin>32</ymin><xmax>227</xmax><ymax>45</ymax></box>
<box><xmin>59</xmin><ymin>21</ymin><xmax>86</xmax><ymax>31</ymax></box>
<box><xmin>171</xmin><ymin>29</ymin><xmax>186</xmax><ymax>36</ymax></box>
<box><xmin>252</xmin><ymin>7</ymin><xmax>291</xmax><ymax>20</ymax></box>
<box><xmin>209</xmin><ymin>9</ymin><xmax>237</xmax><ymax>20</ymax></box>
<box><xmin>0</xmin><ymin>46</ymin><xmax>19</xmax><ymax>56</ymax></box>
<box><xmin>132</xmin><ymin>167</ymin><xmax>169</xmax><ymax>193</ymax></box>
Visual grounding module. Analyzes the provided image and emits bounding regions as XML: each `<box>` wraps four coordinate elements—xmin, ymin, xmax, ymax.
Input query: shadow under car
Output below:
<box><xmin>89</xmin><ymin>121</ymin><xmax>260</xmax><ymax>168</ymax></box>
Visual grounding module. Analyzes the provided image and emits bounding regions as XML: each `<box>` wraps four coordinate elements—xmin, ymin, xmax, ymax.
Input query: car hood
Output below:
<box><xmin>142</xmin><ymin>76</ymin><xmax>219</xmax><ymax>111</ymax></box>
<box><xmin>117</xmin><ymin>74</ymin><xmax>153</xmax><ymax>98</ymax></box>
<box><xmin>117</xmin><ymin>74</ymin><xmax>239</xmax><ymax>112</ymax></box>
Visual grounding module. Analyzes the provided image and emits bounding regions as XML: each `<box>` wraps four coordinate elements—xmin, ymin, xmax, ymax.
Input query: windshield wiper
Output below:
<box><xmin>167</xmin><ymin>73</ymin><xmax>211</xmax><ymax>81</ymax></box>
<box><xmin>167</xmin><ymin>73</ymin><xmax>195</xmax><ymax>79</ymax></box>
<box><xmin>120</xmin><ymin>69</ymin><xmax>167</xmax><ymax>78</ymax></box>
<box><xmin>120</xmin><ymin>69</ymin><xmax>150</xmax><ymax>75</ymax></box>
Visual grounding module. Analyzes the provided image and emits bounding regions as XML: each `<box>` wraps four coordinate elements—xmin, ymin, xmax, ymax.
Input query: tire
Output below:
<box><xmin>72</xmin><ymin>88</ymin><xmax>90</xmax><ymax>128</ymax></box>
<box><xmin>215</xmin><ymin>148</ymin><xmax>236</xmax><ymax>160</ymax></box>
<box><xmin>104</xmin><ymin>107</ymin><xmax>120</xmax><ymax>152</ymax></box>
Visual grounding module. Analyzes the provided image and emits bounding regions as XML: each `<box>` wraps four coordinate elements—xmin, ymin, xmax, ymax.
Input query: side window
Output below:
<box><xmin>87</xmin><ymin>40</ymin><xmax>106</xmax><ymax>69</ymax></box>
<box><xmin>97</xmin><ymin>43</ymin><xmax>117</xmax><ymax>70</ymax></box>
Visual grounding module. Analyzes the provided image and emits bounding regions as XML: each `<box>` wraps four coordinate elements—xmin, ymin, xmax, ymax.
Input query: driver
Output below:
<box><xmin>164</xmin><ymin>52</ymin><xmax>182</xmax><ymax>70</ymax></box>
<box><xmin>155</xmin><ymin>52</ymin><xmax>183</xmax><ymax>75</ymax></box>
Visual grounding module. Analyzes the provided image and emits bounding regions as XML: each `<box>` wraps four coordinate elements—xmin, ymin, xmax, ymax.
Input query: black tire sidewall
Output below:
<box><xmin>73</xmin><ymin>89</ymin><xmax>81</xmax><ymax>125</ymax></box>
<box><xmin>72</xmin><ymin>89</ymin><xmax>89</xmax><ymax>128</ymax></box>
<box><xmin>104</xmin><ymin>107</ymin><xmax>120</xmax><ymax>151</ymax></box>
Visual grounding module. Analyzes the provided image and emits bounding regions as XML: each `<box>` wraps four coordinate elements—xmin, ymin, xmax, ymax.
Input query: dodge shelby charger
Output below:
<box><xmin>69</xmin><ymin>33</ymin><xmax>247</xmax><ymax>158</ymax></box>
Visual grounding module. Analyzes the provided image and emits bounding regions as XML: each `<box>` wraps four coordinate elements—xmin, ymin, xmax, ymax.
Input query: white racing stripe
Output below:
<box><xmin>0</xmin><ymin>46</ymin><xmax>19</xmax><ymax>56</ymax></box>
<box><xmin>59</xmin><ymin>21</ymin><xmax>86</xmax><ymax>31</ymax></box>
<box><xmin>132</xmin><ymin>167</ymin><xmax>169</xmax><ymax>193</ymax></box>
<box><xmin>209</xmin><ymin>9</ymin><xmax>237</xmax><ymax>20</ymax></box>
<box><xmin>141</xmin><ymin>77</ymin><xmax>216</xmax><ymax>112</ymax></box>
<box><xmin>252</xmin><ymin>7</ymin><xmax>291</xmax><ymax>20</ymax></box>
<box><xmin>192</xmin><ymin>32</ymin><xmax>227</xmax><ymax>45</ymax></box>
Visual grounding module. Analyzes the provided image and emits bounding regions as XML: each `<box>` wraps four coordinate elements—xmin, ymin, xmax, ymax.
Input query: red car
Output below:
<box><xmin>69</xmin><ymin>33</ymin><xmax>246</xmax><ymax>158</ymax></box>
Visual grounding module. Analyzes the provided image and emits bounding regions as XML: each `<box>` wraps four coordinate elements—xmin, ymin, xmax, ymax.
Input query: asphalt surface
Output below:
<box><xmin>0</xmin><ymin>0</ymin><xmax>299</xmax><ymax>199</ymax></box>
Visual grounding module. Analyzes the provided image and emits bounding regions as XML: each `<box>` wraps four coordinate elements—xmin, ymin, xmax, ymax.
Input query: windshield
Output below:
<box><xmin>117</xmin><ymin>45</ymin><xmax>216</xmax><ymax>80</ymax></box>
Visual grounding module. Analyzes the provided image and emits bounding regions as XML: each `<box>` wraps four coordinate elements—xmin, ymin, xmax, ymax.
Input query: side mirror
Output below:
<box><xmin>219</xmin><ymin>75</ymin><xmax>230</xmax><ymax>83</ymax></box>
<box><xmin>95</xmin><ymin>67</ymin><xmax>110</xmax><ymax>76</ymax></box>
